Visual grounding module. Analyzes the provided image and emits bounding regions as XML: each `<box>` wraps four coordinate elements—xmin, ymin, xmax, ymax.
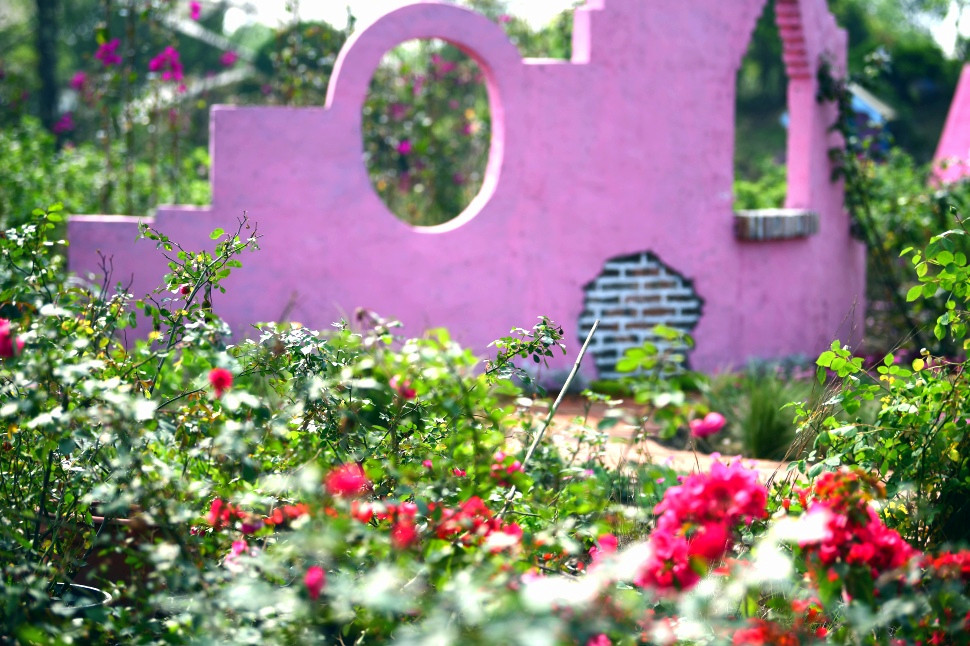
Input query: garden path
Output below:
<box><xmin>514</xmin><ymin>395</ymin><xmax>791</xmax><ymax>483</ymax></box>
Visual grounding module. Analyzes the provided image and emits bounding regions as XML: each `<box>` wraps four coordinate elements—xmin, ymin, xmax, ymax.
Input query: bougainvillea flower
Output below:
<box><xmin>219</xmin><ymin>50</ymin><xmax>238</xmax><ymax>67</ymax></box>
<box><xmin>208</xmin><ymin>367</ymin><xmax>233</xmax><ymax>398</ymax></box>
<box><xmin>304</xmin><ymin>565</ymin><xmax>325</xmax><ymax>600</ymax></box>
<box><xmin>189</xmin><ymin>0</ymin><xmax>201</xmax><ymax>20</ymax></box>
<box><xmin>0</xmin><ymin>319</ymin><xmax>24</xmax><ymax>358</ymax></box>
<box><xmin>149</xmin><ymin>46</ymin><xmax>184</xmax><ymax>83</ymax></box>
<box><xmin>207</xmin><ymin>498</ymin><xmax>242</xmax><ymax>530</ymax></box>
<box><xmin>95</xmin><ymin>39</ymin><xmax>122</xmax><ymax>67</ymax></box>
<box><xmin>52</xmin><ymin>112</ymin><xmax>74</xmax><ymax>134</ymax></box>
<box><xmin>397</xmin><ymin>139</ymin><xmax>413</xmax><ymax>155</ymax></box>
<box><xmin>325</xmin><ymin>463</ymin><xmax>371</xmax><ymax>497</ymax></box>
<box><xmin>634</xmin><ymin>460</ymin><xmax>768</xmax><ymax>591</ymax></box>
<box><xmin>69</xmin><ymin>71</ymin><xmax>87</xmax><ymax>91</ymax></box>
<box><xmin>689</xmin><ymin>412</ymin><xmax>726</xmax><ymax>438</ymax></box>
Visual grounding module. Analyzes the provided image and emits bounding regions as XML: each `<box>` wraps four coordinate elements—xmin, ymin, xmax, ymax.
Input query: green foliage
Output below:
<box><xmin>0</xmin><ymin>117</ymin><xmax>210</xmax><ymax>226</ymax></box>
<box><xmin>796</xmin><ymin>229</ymin><xmax>970</xmax><ymax>550</ymax></box>
<box><xmin>708</xmin><ymin>363</ymin><xmax>814</xmax><ymax>461</ymax></box>
<box><xmin>363</xmin><ymin>39</ymin><xmax>491</xmax><ymax>226</ymax></box>
<box><xmin>612</xmin><ymin>325</ymin><xmax>698</xmax><ymax>441</ymax></box>
<box><xmin>733</xmin><ymin>159</ymin><xmax>787</xmax><ymax>210</ymax></box>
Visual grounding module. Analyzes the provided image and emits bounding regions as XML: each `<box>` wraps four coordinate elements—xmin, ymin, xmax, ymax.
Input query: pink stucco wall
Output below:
<box><xmin>68</xmin><ymin>0</ymin><xmax>866</xmax><ymax>375</ymax></box>
<box><xmin>934</xmin><ymin>64</ymin><xmax>970</xmax><ymax>183</ymax></box>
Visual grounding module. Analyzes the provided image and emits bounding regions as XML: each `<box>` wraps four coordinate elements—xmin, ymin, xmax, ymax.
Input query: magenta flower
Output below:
<box><xmin>219</xmin><ymin>50</ymin><xmax>238</xmax><ymax>67</ymax></box>
<box><xmin>305</xmin><ymin>565</ymin><xmax>326</xmax><ymax>600</ymax></box>
<box><xmin>95</xmin><ymin>39</ymin><xmax>122</xmax><ymax>67</ymax></box>
<box><xmin>388</xmin><ymin>103</ymin><xmax>407</xmax><ymax>120</ymax></box>
<box><xmin>689</xmin><ymin>411</ymin><xmax>726</xmax><ymax>438</ymax></box>
<box><xmin>69</xmin><ymin>71</ymin><xmax>87</xmax><ymax>91</ymax></box>
<box><xmin>397</xmin><ymin>139</ymin><xmax>413</xmax><ymax>155</ymax></box>
<box><xmin>0</xmin><ymin>319</ymin><xmax>24</xmax><ymax>359</ymax></box>
<box><xmin>149</xmin><ymin>46</ymin><xmax>184</xmax><ymax>83</ymax></box>
<box><xmin>189</xmin><ymin>0</ymin><xmax>201</xmax><ymax>20</ymax></box>
<box><xmin>52</xmin><ymin>112</ymin><xmax>74</xmax><ymax>134</ymax></box>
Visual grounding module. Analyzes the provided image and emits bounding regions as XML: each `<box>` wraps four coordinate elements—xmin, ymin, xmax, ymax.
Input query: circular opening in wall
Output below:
<box><xmin>362</xmin><ymin>38</ymin><xmax>491</xmax><ymax>227</ymax></box>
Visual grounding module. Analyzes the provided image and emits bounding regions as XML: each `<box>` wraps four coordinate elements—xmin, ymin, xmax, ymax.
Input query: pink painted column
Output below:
<box><xmin>934</xmin><ymin>64</ymin><xmax>970</xmax><ymax>183</ymax></box>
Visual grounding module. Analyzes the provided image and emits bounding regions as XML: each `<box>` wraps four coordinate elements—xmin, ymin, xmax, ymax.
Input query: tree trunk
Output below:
<box><xmin>35</xmin><ymin>0</ymin><xmax>59</xmax><ymax>133</ymax></box>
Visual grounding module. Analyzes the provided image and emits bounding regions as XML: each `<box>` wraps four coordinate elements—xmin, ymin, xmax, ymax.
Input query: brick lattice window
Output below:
<box><xmin>579</xmin><ymin>252</ymin><xmax>703</xmax><ymax>379</ymax></box>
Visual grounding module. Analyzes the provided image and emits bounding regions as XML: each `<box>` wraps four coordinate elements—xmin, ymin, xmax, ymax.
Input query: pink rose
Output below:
<box><xmin>304</xmin><ymin>565</ymin><xmax>325</xmax><ymax>600</ymax></box>
<box><xmin>689</xmin><ymin>412</ymin><xmax>726</xmax><ymax>438</ymax></box>
<box><xmin>208</xmin><ymin>367</ymin><xmax>233</xmax><ymax>398</ymax></box>
<box><xmin>325</xmin><ymin>463</ymin><xmax>371</xmax><ymax>498</ymax></box>
<box><xmin>0</xmin><ymin>319</ymin><xmax>24</xmax><ymax>359</ymax></box>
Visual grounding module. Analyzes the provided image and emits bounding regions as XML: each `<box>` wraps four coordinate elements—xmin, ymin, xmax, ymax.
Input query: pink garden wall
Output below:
<box><xmin>68</xmin><ymin>0</ymin><xmax>867</xmax><ymax>376</ymax></box>
<box><xmin>935</xmin><ymin>64</ymin><xmax>970</xmax><ymax>183</ymax></box>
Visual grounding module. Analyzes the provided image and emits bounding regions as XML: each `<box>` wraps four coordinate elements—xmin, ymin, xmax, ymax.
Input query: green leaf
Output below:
<box><xmin>816</xmin><ymin>351</ymin><xmax>836</xmax><ymax>367</ymax></box>
<box><xmin>615</xmin><ymin>357</ymin><xmax>639</xmax><ymax>373</ymax></box>
<box><xmin>210</xmin><ymin>228</ymin><xmax>225</xmax><ymax>240</ymax></box>
<box><xmin>906</xmin><ymin>285</ymin><xmax>923</xmax><ymax>302</ymax></box>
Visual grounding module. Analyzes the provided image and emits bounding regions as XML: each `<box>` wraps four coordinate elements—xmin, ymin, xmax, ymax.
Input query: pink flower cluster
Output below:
<box><xmin>219</xmin><ymin>50</ymin><xmax>238</xmax><ymax>67</ymax></box>
<box><xmin>390</xmin><ymin>375</ymin><xmax>416</xmax><ymax>399</ymax></box>
<box><xmin>798</xmin><ymin>469</ymin><xmax>918</xmax><ymax>580</ymax></box>
<box><xmin>588</xmin><ymin>533</ymin><xmax>619</xmax><ymax>565</ymax></box>
<box><xmin>351</xmin><ymin>495</ymin><xmax>522</xmax><ymax>552</ymax></box>
<box><xmin>350</xmin><ymin>500</ymin><xmax>420</xmax><ymax>548</ymax></box>
<box><xmin>69</xmin><ymin>71</ymin><xmax>87</xmax><ymax>91</ymax></box>
<box><xmin>325</xmin><ymin>463</ymin><xmax>371</xmax><ymax>498</ymax></box>
<box><xmin>490</xmin><ymin>451</ymin><xmax>524</xmax><ymax>486</ymax></box>
<box><xmin>732</xmin><ymin>618</ymin><xmax>802</xmax><ymax>645</ymax></box>
<box><xmin>634</xmin><ymin>459</ymin><xmax>767</xmax><ymax>590</ymax></box>
<box><xmin>0</xmin><ymin>319</ymin><xmax>24</xmax><ymax>358</ymax></box>
<box><xmin>149</xmin><ymin>46</ymin><xmax>185</xmax><ymax>86</ymax></box>
<box><xmin>433</xmin><ymin>496</ymin><xmax>522</xmax><ymax>549</ymax></box>
<box><xmin>923</xmin><ymin>549</ymin><xmax>970</xmax><ymax>582</ymax></box>
<box><xmin>52</xmin><ymin>113</ymin><xmax>75</xmax><ymax>134</ymax></box>
<box><xmin>207</xmin><ymin>498</ymin><xmax>310</xmax><ymax>535</ymax></box>
<box><xmin>95</xmin><ymin>39</ymin><xmax>122</xmax><ymax>67</ymax></box>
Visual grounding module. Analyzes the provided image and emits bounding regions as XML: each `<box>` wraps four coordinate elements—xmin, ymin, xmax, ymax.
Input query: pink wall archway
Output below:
<box><xmin>68</xmin><ymin>0</ymin><xmax>866</xmax><ymax>376</ymax></box>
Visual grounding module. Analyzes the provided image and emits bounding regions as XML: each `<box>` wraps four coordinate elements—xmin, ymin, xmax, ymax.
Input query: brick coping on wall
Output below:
<box><xmin>734</xmin><ymin>208</ymin><xmax>819</xmax><ymax>241</ymax></box>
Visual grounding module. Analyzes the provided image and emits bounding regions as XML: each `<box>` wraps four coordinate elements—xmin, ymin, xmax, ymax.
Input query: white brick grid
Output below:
<box><xmin>579</xmin><ymin>251</ymin><xmax>703</xmax><ymax>379</ymax></box>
